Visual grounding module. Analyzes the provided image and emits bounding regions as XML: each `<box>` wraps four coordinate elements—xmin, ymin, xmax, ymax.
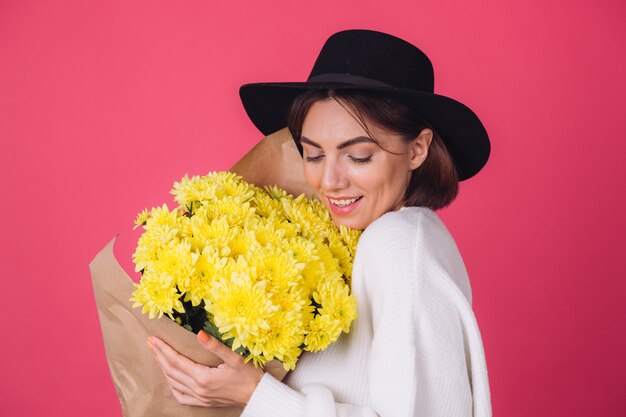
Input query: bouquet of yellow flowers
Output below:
<box><xmin>130</xmin><ymin>171</ymin><xmax>360</xmax><ymax>371</ymax></box>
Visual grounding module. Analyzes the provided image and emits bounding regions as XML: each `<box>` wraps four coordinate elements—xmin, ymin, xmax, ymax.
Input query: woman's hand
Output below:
<box><xmin>147</xmin><ymin>331</ymin><xmax>264</xmax><ymax>408</ymax></box>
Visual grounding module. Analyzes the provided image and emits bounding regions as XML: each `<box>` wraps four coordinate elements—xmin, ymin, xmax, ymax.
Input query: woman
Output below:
<box><xmin>148</xmin><ymin>29</ymin><xmax>492</xmax><ymax>416</ymax></box>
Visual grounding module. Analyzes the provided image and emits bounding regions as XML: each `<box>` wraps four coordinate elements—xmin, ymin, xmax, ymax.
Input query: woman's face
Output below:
<box><xmin>300</xmin><ymin>99</ymin><xmax>432</xmax><ymax>230</ymax></box>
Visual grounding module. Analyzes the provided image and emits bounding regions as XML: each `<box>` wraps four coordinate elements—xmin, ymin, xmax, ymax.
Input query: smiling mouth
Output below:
<box><xmin>328</xmin><ymin>196</ymin><xmax>363</xmax><ymax>207</ymax></box>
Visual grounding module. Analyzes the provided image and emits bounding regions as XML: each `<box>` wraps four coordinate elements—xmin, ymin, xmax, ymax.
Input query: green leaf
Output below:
<box><xmin>202</xmin><ymin>320</ymin><xmax>251</xmax><ymax>357</ymax></box>
<box><xmin>202</xmin><ymin>319</ymin><xmax>222</xmax><ymax>340</ymax></box>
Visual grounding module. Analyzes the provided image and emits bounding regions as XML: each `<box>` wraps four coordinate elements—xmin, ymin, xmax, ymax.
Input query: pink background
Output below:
<box><xmin>1</xmin><ymin>0</ymin><xmax>625</xmax><ymax>416</ymax></box>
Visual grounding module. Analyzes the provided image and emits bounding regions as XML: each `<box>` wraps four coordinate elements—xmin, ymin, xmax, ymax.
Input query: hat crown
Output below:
<box><xmin>308</xmin><ymin>30</ymin><xmax>434</xmax><ymax>92</ymax></box>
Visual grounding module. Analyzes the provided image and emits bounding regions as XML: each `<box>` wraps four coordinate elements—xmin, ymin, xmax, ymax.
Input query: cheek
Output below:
<box><xmin>303</xmin><ymin>165</ymin><xmax>314</xmax><ymax>184</ymax></box>
<box><xmin>303</xmin><ymin>164</ymin><xmax>322</xmax><ymax>194</ymax></box>
<box><xmin>357</xmin><ymin>174</ymin><xmax>384</xmax><ymax>195</ymax></box>
<box><xmin>363</xmin><ymin>163</ymin><xmax>409</xmax><ymax>203</ymax></box>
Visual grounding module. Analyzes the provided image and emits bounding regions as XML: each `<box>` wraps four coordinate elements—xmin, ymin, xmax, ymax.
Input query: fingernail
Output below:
<box><xmin>198</xmin><ymin>330</ymin><xmax>210</xmax><ymax>343</ymax></box>
<box><xmin>146</xmin><ymin>338</ymin><xmax>154</xmax><ymax>349</ymax></box>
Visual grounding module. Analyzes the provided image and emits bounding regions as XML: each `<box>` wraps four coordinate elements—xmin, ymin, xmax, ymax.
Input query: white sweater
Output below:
<box><xmin>241</xmin><ymin>206</ymin><xmax>491</xmax><ymax>417</ymax></box>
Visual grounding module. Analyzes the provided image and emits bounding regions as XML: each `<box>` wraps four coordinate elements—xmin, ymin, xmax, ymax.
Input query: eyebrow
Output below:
<box><xmin>299</xmin><ymin>135</ymin><xmax>376</xmax><ymax>150</ymax></box>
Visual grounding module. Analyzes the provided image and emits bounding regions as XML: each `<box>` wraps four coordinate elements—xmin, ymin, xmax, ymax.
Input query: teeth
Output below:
<box><xmin>329</xmin><ymin>197</ymin><xmax>360</xmax><ymax>207</ymax></box>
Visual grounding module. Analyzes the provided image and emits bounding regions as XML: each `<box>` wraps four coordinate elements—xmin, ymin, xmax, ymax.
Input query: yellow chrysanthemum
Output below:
<box><xmin>178</xmin><ymin>214</ymin><xmax>193</xmax><ymax>238</ymax></box>
<box><xmin>265</xmin><ymin>185</ymin><xmax>293</xmax><ymax>201</ymax></box>
<box><xmin>252</xmin><ymin>191</ymin><xmax>283</xmax><ymax>219</ymax></box>
<box><xmin>270</xmin><ymin>286</ymin><xmax>310</xmax><ymax>317</ymax></box>
<box><xmin>267</xmin><ymin>217</ymin><xmax>300</xmax><ymax>241</ymax></box>
<box><xmin>315</xmin><ymin>243</ymin><xmax>342</xmax><ymax>279</ymax></box>
<box><xmin>282</xmin><ymin>237</ymin><xmax>317</xmax><ymax>264</ymax></box>
<box><xmin>218</xmin><ymin>255</ymin><xmax>251</xmax><ymax>281</ymax></box>
<box><xmin>314</xmin><ymin>280</ymin><xmax>358</xmax><ymax>334</ymax></box>
<box><xmin>304</xmin><ymin>313</ymin><xmax>341</xmax><ymax>352</ymax></box>
<box><xmin>203</xmin><ymin>197</ymin><xmax>255</xmax><ymax>226</ymax></box>
<box><xmin>150</xmin><ymin>240</ymin><xmax>197</xmax><ymax>286</ymax></box>
<box><xmin>215</xmin><ymin>177</ymin><xmax>255</xmax><ymax>201</ymax></box>
<box><xmin>246</xmin><ymin>215</ymin><xmax>302</xmax><ymax>248</ymax></box>
<box><xmin>133</xmin><ymin>208</ymin><xmax>150</xmax><ymax>230</ymax></box>
<box><xmin>340</xmin><ymin>224</ymin><xmax>361</xmax><ymax>257</ymax></box>
<box><xmin>207</xmin><ymin>171</ymin><xmax>243</xmax><ymax>184</ymax></box>
<box><xmin>248</xmin><ymin>246</ymin><xmax>305</xmax><ymax>293</ymax></box>
<box><xmin>328</xmin><ymin>234</ymin><xmax>353</xmax><ymax>280</ymax></box>
<box><xmin>132</xmin><ymin>229</ymin><xmax>177</xmax><ymax>273</ymax></box>
<box><xmin>170</xmin><ymin>174</ymin><xmax>218</xmax><ymax>213</ymax></box>
<box><xmin>300</xmin><ymin>259</ymin><xmax>326</xmax><ymax>296</ymax></box>
<box><xmin>188</xmin><ymin>214</ymin><xmax>235</xmax><ymax>256</ymax></box>
<box><xmin>282</xmin><ymin>196</ymin><xmax>328</xmax><ymax>242</ymax></box>
<box><xmin>180</xmin><ymin>246</ymin><xmax>227</xmax><ymax>306</ymax></box>
<box><xmin>244</xmin><ymin>308</ymin><xmax>305</xmax><ymax>369</ymax></box>
<box><xmin>207</xmin><ymin>272</ymin><xmax>277</xmax><ymax>350</ymax></box>
<box><xmin>144</xmin><ymin>204</ymin><xmax>182</xmax><ymax>231</ymax></box>
<box><xmin>227</xmin><ymin>228</ymin><xmax>260</xmax><ymax>259</ymax></box>
<box><xmin>130</xmin><ymin>271</ymin><xmax>184</xmax><ymax>319</ymax></box>
<box><xmin>308</xmin><ymin>197</ymin><xmax>333</xmax><ymax>225</ymax></box>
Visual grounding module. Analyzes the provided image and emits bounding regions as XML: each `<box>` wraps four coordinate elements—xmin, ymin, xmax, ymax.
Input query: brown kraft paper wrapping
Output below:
<box><xmin>89</xmin><ymin>128</ymin><xmax>311</xmax><ymax>417</ymax></box>
<box><xmin>230</xmin><ymin>128</ymin><xmax>313</xmax><ymax>197</ymax></box>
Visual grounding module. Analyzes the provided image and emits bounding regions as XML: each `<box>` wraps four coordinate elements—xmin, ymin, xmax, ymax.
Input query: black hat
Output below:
<box><xmin>239</xmin><ymin>29</ymin><xmax>490</xmax><ymax>181</ymax></box>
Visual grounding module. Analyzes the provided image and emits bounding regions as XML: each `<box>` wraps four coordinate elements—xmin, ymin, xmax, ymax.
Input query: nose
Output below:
<box><xmin>320</xmin><ymin>158</ymin><xmax>349</xmax><ymax>192</ymax></box>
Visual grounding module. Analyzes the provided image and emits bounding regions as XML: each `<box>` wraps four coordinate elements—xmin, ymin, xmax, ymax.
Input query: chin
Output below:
<box><xmin>330</xmin><ymin>215</ymin><xmax>367</xmax><ymax>231</ymax></box>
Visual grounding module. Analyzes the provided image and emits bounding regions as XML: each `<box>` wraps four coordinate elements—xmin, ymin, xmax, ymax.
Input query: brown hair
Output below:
<box><xmin>287</xmin><ymin>89</ymin><xmax>459</xmax><ymax>210</ymax></box>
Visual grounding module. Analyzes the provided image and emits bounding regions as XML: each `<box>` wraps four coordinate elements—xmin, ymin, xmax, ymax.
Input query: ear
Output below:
<box><xmin>408</xmin><ymin>128</ymin><xmax>433</xmax><ymax>170</ymax></box>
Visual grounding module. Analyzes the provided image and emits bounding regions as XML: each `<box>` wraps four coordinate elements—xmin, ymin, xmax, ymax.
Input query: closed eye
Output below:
<box><xmin>305</xmin><ymin>154</ymin><xmax>324</xmax><ymax>162</ymax></box>
<box><xmin>349</xmin><ymin>155</ymin><xmax>372</xmax><ymax>164</ymax></box>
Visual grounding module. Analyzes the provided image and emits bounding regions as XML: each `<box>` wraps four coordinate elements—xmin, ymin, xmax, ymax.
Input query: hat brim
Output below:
<box><xmin>239</xmin><ymin>82</ymin><xmax>489</xmax><ymax>181</ymax></box>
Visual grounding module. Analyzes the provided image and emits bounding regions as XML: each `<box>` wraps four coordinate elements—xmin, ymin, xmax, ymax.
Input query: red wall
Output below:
<box><xmin>1</xmin><ymin>1</ymin><xmax>625</xmax><ymax>416</ymax></box>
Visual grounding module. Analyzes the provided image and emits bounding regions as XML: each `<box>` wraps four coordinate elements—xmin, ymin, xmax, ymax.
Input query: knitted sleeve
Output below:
<box><xmin>241</xmin><ymin>208</ymin><xmax>491</xmax><ymax>417</ymax></box>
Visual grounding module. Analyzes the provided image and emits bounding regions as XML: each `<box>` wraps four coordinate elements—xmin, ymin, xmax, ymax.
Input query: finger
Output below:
<box><xmin>170</xmin><ymin>386</ymin><xmax>210</xmax><ymax>407</ymax></box>
<box><xmin>163</xmin><ymin>373</ymin><xmax>197</xmax><ymax>398</ymax></box>
<box><xmin>152</xmin><ymin>343</ymin><xmax>197</xmax><ymax>389</ymax></box>
<box><xmin>197</xmin><ymin>331</ymin><xmax>244</xmax><ymax>368</ymax></box>
<box><xmin>149</xmin><ymin>337</ymin><xmax>199</xmax><ymax>388</ymax></box>
<box><xmin>171</xmin><ymin>385</ymin><xmax>233</xmax><ymax>409</ymax></box>
<box><xmin>150</xmin><ymin>336</ymin><xmax>201</xmax><ymax>373</ymax></box>
<box><xmin>150</xmin><ymin>337</ymin><xmax>223</xmax><ymax>400</ymax></box>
